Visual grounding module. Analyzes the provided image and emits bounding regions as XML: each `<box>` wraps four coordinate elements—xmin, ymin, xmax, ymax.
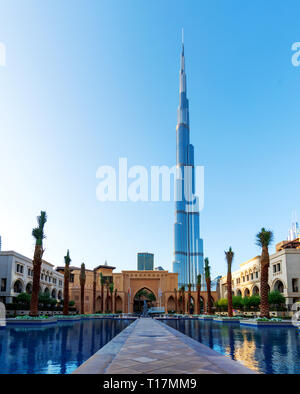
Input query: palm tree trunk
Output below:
<box><xmin>63</xmin><ymin>268</ymin><xmax>69</xmax><ymax>315</ymax></box>
<box><xmin>227</xmin><ymin>271</ymin><xmax>233</xmax><ymax>317</ymax></box>
<box><xmin>101</xmin><ymin>284</ymin><xmax>104</xmax><ymax>312</ymax></box>
<box><xmin>260</xmin><ymin>245</ymin><xmax>270</xmax><ymax>318</ymax></box>
<box><xmin>106</xmin><ymin>285</ymin><xmax>109</xmax><ymax>312</ymax></box>
<box><xmin>174</xmin><ymin>290</ymin><xmax>177</xmax><ymax>313</ymax></box>
<box><xmin>93</xmin><ymin>271</ymin><xmax>96</xmax><ymax>314</ymax></box>
<box><xmin>197</xmin><ymin>284</ymin><xmax>201</xmax><ymax>315</ymax></box>
<box><xmin>206</xmin><ymin>278</ymin><xmax>212</xmax><ymax>315</ymax></box>
<box><xmin>29</xmin><ymin>245</ymin><xmax>44</xmax><ymax>316</ymax></box>
<box><xmin>80</xmin><ymin>283</ymin><xmax>84</xmax><ymax>315</ymax></box>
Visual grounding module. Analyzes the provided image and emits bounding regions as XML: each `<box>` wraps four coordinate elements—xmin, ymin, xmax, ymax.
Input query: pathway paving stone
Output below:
<box><xmin>103</xmin><ymin>318</ymin><xmax>256</xmax><ymax>374</ymax></box>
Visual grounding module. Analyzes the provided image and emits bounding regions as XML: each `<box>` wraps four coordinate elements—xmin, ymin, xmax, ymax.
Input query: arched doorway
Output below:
<box><xmin>199</xmin><ymin>296</ymin><xmax>204</xmax><ymax>313</ymax></box>
<box><xmin>237</xmin><ymin>289</ymin><xmax>242</xmax><ymax>297</ymax></box>
<box><xmin>44</xmin><ymin>287</ymin><xmax>50</xmax><ymax>295</ymax></box>
<box><xmin>274</xmin><ymin>280</ymin><xmax>284</xmax><ymax>293</ymax></box>
<box><xmin>96</xmin><ymin>296</ymin><xmax>102</xmax><ymax>312</ymax></box>
<box><xmin>115</xmin><ymin>296</ymin><xmax>122</xmax><ymax>313</ymax></box>
<box><xmin>188</xmin><ymin>296</ymin><xmax>195</xmax><ymax>314</ymax></box>
<box><xmin>26</xmin><ymin>282</ymin><xmax>32</xmax><ymax>294</ymax></box>
<box><xmin>51</xmin><ymin>289</ymin><xmax>56</xmax><ymax>299</ymax></box>
<box><xmin>252</xmin><ymin>286</ymin><xmax>259</xmax><ymax>296</ymax></box>
<box><xmin>13</xmin><ymin>280</ymin><xmax>23</xmax><ymax>294</ymax></box>
<box><xmin>57</xmin><ymin>290</ymin><xmax>62</xmax><ymax>300</ymax></box>
<box><xmin>167</xmin><ymin>296</ymin><xmax>175</xmax><ymax>313</ymax></box>
<box><xmin>133</xmin><ymin>288</ymin><xmax>156</xmax><ymax>313</ymax></box>
<box><xmin>244</xmin><ymin>288</ymin><xmax>250</xmax><ymax>297</ymax></box>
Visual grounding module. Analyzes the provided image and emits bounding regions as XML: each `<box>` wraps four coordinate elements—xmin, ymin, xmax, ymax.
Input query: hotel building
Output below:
<box><xmin>0</xmin><ymin>250</ymin><xmax>64</xmax><ymax>304</ymax></box>
<box><xmin>219</xmin><ymin>239</ymin><xmax>300</xmax><ymax>307</ymax></box>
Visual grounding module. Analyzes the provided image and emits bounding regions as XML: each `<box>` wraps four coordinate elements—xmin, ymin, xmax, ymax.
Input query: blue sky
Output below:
<box><xmin>0</xmin><ymin>0</ymin><xmax>299</xmax><ymax>277</ymax></box>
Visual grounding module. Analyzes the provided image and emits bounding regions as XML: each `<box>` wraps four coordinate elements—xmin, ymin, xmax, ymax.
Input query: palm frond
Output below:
<box><xmin>197</xmin><ymin>274</ymin><xmax>201</xmax><ymax>285</ymax></box>
<box><xmin>64</xmin><ymin>249</ymin><xmax>71</xmax><ymax>266</ymax></box>
<box><xmin>225</xmin><ymin>247</ymin><xmax>234</xmax><ymax>267</ymax></box>
<box><xmin>204</xmin><ymin>257</ymin><xmax>211</xmax><ymax>279</ymax></box>
<box><xmin>256</xmin><ymin>228</ymin><xmax>274</xmax><ymax>248</ymax></box>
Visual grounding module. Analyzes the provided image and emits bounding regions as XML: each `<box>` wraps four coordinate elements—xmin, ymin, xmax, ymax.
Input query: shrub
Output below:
<box><xmin>268</xmin><ymin>291</ymin><xmax>285</xmax><ymax>306</ymax></box>
<box><xmin>15</xmin><ymin>293</ymin><xmax>31</xmax><ymax>305</ymax></box>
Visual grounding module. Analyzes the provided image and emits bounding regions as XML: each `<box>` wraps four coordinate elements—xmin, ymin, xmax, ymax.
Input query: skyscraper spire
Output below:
<box><xmin>173</xmin><ymin>33</ymin><xmax>204</xmax><ymax>290</ymax></box>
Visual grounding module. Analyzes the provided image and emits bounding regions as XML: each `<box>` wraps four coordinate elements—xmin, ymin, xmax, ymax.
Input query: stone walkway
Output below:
<box><xmin>103</xmin><ymin>318</ymin><xmax>255</xmax><ymax>374</ymax></box>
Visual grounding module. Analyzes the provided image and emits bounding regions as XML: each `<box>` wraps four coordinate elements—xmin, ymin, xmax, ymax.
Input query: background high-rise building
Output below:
<box><xmin>137</xmin><ymin>253</ymin><xmax>154</xmax><ymax>271</ymax></box>
<box><xmin>173</xmin><ymin>35</ymin><xmax>204</xmax><ymax>289</ymax></box>
<box><xmin>288</xmin><ymin>211</ymin><xmax>300</xmax><ymax>241</ymax></box>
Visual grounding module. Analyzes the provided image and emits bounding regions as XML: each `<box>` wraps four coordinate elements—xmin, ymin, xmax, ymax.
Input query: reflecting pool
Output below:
<box><xmin>0</xmin><ymin>318</ymin><xmax>132</xmax><ymax>374</ymax></box>
<box><xmin>163</xmin><ymin>319</ymin><xmax>300</xmax><ymax>374</ymax></box>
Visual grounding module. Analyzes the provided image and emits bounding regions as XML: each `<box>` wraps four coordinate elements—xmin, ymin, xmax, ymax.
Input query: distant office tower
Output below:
<box><xmin>155</xmin><ymin>266</ymin><xmax>164</xmax><ymax>271</ymax></box>
<box><xmin>172</xmin><ymin>34</ymin><xmax>204</xmax><ymax>289</ymax></box>
<box><xmin>288</xmin><ymin>212</ymin><xmax>300</xmax><ymax>241</ymax></box>
<box><xmin>137</xmin><ymin>253</ymin><xmax>154</xmax><ymax>271</ymax></box>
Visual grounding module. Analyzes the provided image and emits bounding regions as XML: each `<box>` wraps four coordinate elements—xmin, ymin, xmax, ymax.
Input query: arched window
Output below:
<box><xmin>274</xmin><ymin>280</ymin><xmax>284</xmax><ymax>293</ymax></box>
<box><xmin>13</xmin><ymin>280</ymin><xmax>23</xmax><ymax>294</ymax></box>
<box><xmin>26</xmin><ymin>282</ymin><xmax>32</xmax><ymax>294</ymax></box>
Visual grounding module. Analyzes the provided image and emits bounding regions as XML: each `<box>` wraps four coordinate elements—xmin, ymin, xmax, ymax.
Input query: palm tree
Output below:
<box><xmin>109</xmin><ymin>282</ymin><xmax>114</xmax><ymax>313</ymax></box>
<box><xmin>174</xmin><ymin>288</ymin><xmax>178</xmax><ymax>313</ymax></box>
<box><xmin>80</xmin><ymin>263</ymin><xmax>86</xmax><ymax>315</ymax></box>
<box><xmin>106</xmin><ymin>280</ymin><xmax>110</xmax><ymax>312</ymax></box>
<box><xmin>196</xmin><ymin>274</ymin><xmax>201</xmax><ymax>315</ymax></box>
<box><xmin>114</xmin><ymin>288</ymin><xmax>118</xmax><ymax>313</ymax></box>
<box><xmin>180</xmin><ymin>285</ymin><xmax>185</xmax><ymax>314</ymax></box>
<box><xmin>204</xmin><ymin>258</ymin><xmax>212</xmax><ymax>315</ymax></box>
<box><xmin>63</xmin><ymin>250</ymin><xmax>71</xmax><ymax>316</ymax></box>
<box><xmin>100</xmin><ymin>273</ymin><xmax>105</xmax><ymax>313</ymax></box>
<box><xmin>93</xmin><ymin>269</ymin><xmax>96</xmax><ymax>313</ymax></box>
<box><xmin>225</xmin><ymin>247</ymin><xmax>234</xmax><ymax>317</ymax></box>
<box><xmin>187</xmin><ymin>283</ymin><xmax>192</xmax><ymax>314</ymax></box>
<box><xmin>30</xmin><ymin>211</ymin><xmax>47</xmax><ymax>316</ymax></box>
<box><xmin>256</xmin><ymin>228</ymin><xmax>273</xmax><ymax>318</ymax></box>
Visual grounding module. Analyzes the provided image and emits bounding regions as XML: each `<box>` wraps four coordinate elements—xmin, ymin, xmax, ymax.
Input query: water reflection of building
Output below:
<box><xmin>0</xmin><ymin>319</ymin><xmax>129</xmax><ymax>374</ymax></box>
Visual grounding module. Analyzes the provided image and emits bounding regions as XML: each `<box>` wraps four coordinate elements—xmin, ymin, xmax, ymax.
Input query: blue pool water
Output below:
<box><xmin>163</xmin><ymin>319</ymin><xmax>300</xmax><ymax>374</ymax></box>
<box><xmin>0</xmin><ymin>319</ymin><xmax>132</xmax><ymax>374</ymax></box>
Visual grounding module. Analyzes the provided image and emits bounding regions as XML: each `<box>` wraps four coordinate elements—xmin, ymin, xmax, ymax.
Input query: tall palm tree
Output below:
<box><xmin>93</xmin><ymin>269</ymin><xmax>96</xmax><ymax>314</ymax></box>
<box><xmin>80</xmin><ymin>263</ymin><xmax>86</xmax><ymax>315</ymax></box>
<box><xmin>204</xmin><ymin>258</ymin><xmax>212</xmax><ymax>315</ymax></box>
<box><xmin>109</xmin><ymin>282</ymin><xmax>114</xmax><ymax>313</ymax></box>
<box><xmin>196</xmin><ymin>274</ymin><xmax>201</xmax><ymax>315</ymax></box>
<box><xmin>180</xmin><ymin>285</ymin><xmax>185</xmax><ymax>314</ymax></box>
<box><xmin>174</xmin><ymin>288</ymin><xmax>178</xmax><ymax>313</ymax></box>
<box><xmin>225</xmin><ymin>247</ymin><xmax>234</xmax><ymax>317</ymax></box>
<box><xmin>114</xmin><ymin>288</ymin><xmax>118</xmax><ymax>313</ymax></box>
<box><xmin>106</xmin><ymin>280</ymin><xmax>110</xmax><ymax>312</ymax></box>
<box><xmin>63</xmin><ymin>250</ymin><xmax>71</xmax><ymax>316</ymax></box>
<box><xmin>256</xmin><ymin>228</ymin><xmax>273</xmax><ymax>318</ymax></box>
<box><xmin>100</xmin><ymin>272</ymin><xmax>105</xmax><ymax>313</ymax></box>
<box><xmin>187</xmin><ymin>283</ymin><xmax>192</xmax><ymax>314</ymax></box>
<box><xmin>30</xmin><ymin>211</ymin><xmax>47</xmax><ymax>316</ymax></box>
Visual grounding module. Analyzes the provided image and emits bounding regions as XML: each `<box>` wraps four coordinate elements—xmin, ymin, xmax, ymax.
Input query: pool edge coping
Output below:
<box><xmin>158</xmin><ymin>319</ymin><xmax>258</xmax><ymax>374</ymax></box>
<box><xmin>72</xmin><ymin>318</ymin><xmax>139</xmax><ymax>374</ymax></box>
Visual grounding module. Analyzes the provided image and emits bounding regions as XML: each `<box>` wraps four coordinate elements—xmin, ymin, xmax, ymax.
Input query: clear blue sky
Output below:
<box><xmin>0</xmin><ymin>0</ymin><xmax>299</xmax><ymax>277</ymax></box>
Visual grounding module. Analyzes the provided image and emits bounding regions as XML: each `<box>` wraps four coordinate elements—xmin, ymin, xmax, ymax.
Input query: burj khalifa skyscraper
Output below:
<box><xmin>173</xmin><ymin>34</ymin><xmax>204</xmax><ymax>289</ymax></box>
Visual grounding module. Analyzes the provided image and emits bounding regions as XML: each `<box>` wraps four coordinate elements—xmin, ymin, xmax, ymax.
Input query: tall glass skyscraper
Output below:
<box><xmin>172</xmin><ymin>36</ymin><xmax>204</xmax><ymax>289</ymax></box>
<box><xmin>137</xmin><ymin>253</ymin><xmax>154</xmax><ymax>271</ymax></box>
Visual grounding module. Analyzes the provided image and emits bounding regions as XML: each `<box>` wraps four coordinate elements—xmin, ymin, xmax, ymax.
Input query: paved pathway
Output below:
<box><xmin>102</xmin><ymin>318</ymin><xmax>255</xmax><ymax>374</ymax></box>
